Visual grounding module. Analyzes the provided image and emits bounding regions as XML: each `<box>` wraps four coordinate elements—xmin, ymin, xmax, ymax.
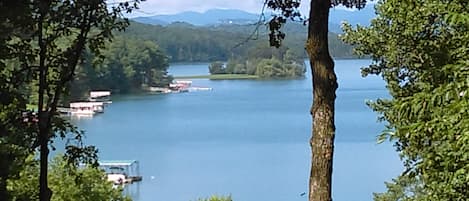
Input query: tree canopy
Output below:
<box><xmin>71</xmin><ymin>36</ymin><xmax>171</xmax><ymax>98</ymax></box>
<box><xmin>7</xmin><ymin>156</ymin><xmax>131</xmax><ymax>201</ymax></box>
<box><xmin>209</xmin><ymin>43</ymin><xmax>305</xmax><ymax>79</ymax></box>
<box><xmin>0</xmin><ymin>0</ymin><xmax>141</xmax><ymax>200</ymax></box>
<box><xmin>342</xmin><ymin>0</ymin><xmax>469</xmax><ymax>200</ymax></box>
<box><xmin>122</xmin><ymin>21</ymin><xmax>355</xmax><ymax>62</ymax></box>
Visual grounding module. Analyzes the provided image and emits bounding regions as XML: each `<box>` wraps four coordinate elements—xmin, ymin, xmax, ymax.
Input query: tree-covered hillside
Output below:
<box><xmin>70</xmin><ymin>36</ymin><xmax>171</xmax><ymax>98</ymax></box>
<box><xmin>120</xmin><ymin>21</ymin><xmax>355</xmax><ymax>62</ymax></box>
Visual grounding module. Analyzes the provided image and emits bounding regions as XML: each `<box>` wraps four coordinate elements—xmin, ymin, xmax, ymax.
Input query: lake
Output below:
<box><xmin>71</xmin><ymin>59</ymin><xmax>402</xmax><ymax>201</ymax></box>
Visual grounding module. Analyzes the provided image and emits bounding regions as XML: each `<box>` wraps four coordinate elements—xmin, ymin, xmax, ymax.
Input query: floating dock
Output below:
<box><xmin>99</xmin><ymin>160</ymin><xmax>142</xmax><ymax>185</ymax></box>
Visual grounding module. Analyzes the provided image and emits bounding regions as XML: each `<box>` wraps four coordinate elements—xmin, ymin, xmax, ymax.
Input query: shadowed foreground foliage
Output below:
<box><xmin>196</xmin><ymin>195</ymin><xmax>232</xmax><ymax>201</ymax></box>
<box><xmin>7</xmin><ymin>156</ymin><xmax>131</xmax><ymax>201</ymax></box>
<box><xmin>342</xmin><ymin>0</ymin><xmax>469</xmax><ymax>200</ymax></box>
<box><xmin>0</xmin><ymin>0</ymin><xmax>141</xmax><ymax>200</ymax></box>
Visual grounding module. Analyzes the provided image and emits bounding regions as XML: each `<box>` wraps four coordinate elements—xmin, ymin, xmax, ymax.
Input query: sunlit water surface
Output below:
<box><xmin>70</xmin><ymin>59</ymin><xmax>402</xmax><ymax>201</ymax></box>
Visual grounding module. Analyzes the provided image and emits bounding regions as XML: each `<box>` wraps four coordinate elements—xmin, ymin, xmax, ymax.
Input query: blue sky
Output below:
<box><xmin>120</xmin><ymin>0</ymin><xmax>372</xmax><ymax>17</ymax></box>
<box><xmin>116</xmin><ymin>0</ymin><xmax>376</xmax><ymax>18</ymax></box>
<box><xmin>124</xmin><ymin>0</ymin><xmax>276</xmax><ymax>16</ymax></box>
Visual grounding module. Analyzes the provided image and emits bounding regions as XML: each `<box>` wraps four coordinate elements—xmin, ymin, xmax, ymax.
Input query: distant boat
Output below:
<box><xmin>89</xmin><ymin>90</ymin><xmax>112</xmax><ymax>104</ymax></box>
<box><xmin>169</xmin><ymin>80</ymin><xmax>192</xmax><ymax>93</ymax></box>
<box><xmin>148</xmin><ymin>87</ymin><xmax>172</xmax><ymax>93</ymax></box>
<box><xmin>69</xmin><ymin>101</ymin><xmax>105</xmax><ymax>116</ymax></box>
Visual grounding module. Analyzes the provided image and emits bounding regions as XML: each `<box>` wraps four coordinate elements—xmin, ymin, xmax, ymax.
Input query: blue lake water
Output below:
<box><xmin>71</xmin><ymin>59</ymin><xmax>402</xmax><ymax>201</ymax></box>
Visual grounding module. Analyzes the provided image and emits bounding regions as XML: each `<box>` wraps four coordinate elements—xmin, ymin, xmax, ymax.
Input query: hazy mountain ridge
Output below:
<box><xmin>131</xmin><ymin>7</ymin><xmax>376</xmax><ymax>32</ymax></box>
<box><xmin>133</xmin><ymin>9</ymin><xmax>259</xmax><ymax>26</ymax></box>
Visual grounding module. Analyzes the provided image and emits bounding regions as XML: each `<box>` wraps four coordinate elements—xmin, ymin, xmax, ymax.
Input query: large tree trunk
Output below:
<box><xmin>39</xmin><ymin>127</ymin><xmax>51</xmax><ymax>201</ymax></box>
<box><xmin>38</xmin><ymin>2</ymin><xmax>51</xmax><ymax>200</ymax></box>
<box><xmin>0</xmin><ymin>176</ymin><xmax>8</xmax><ymax>201</ymax></box>
<box><xmin>306</xmin><ymin>0</ymin><xmax>338</xmax><ymax>201</ymax></box>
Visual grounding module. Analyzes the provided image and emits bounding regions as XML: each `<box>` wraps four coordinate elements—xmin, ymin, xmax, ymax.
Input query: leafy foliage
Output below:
<box><xmin>196</xmin><ymin>195</ymin><xmax>233</xmax><ymax>201</ymax></box>
<box><xmin>7</xmin><ymin>156</ymin><xmax>131</xmax><ymax>201</ymax></box>
<box><xmin>0</xmin><ymin>0</ymin><xmax>141</xmax><ymax>200</ymax></box>
<box><xmin>331</xmin><ymin>0</ymin><xmax>367</xmax><ymax>8</ymax></box>
<box><xmin>210</xmin><ymin>44</ymin><xmax>305</xmax><ymax>78</ymax></box>
<box><xmin>70</xmin><ymin>36</ymin><xmax>171</xmax><ymax>97</ymax></box>
<box><xmin>0</xmin><ymin>95</ymin><xmax>36</xmax><ymax>200</ymax></box>
<box><xmin>265</xmin><ymin>0</ymin><xmax>303</xmax><ymax>47</ymax></box>
<box><xmin>373</xmin><ymin>175</ymin><xmax>424</xmax><ymax>201</ymax></box>
<box><xmin>266</xmin><ymin>0</ymin><xmax>367</xmax><ymax>47</ymax></box>
<box><xmin>208</xmin><ymin>62</ymin><xmax>226</xmax><ymax>74</ymax></box>
<box><xmin>342</xmin><ymin>0</ymin><xmax>469</xmax><ymax>200</ymax></box>
<box><xmin>121</xmin><ymin>21</ymin><xmax>355</xmax><ymax>62</ymax></box>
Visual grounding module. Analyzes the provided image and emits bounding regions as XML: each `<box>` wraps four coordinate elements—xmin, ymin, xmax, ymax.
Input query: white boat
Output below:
<box><xmin>89</xmin><ymin>90</ymin><xmax>112</xmax><ymax>104</ymax></box>
<box><xmin>90</xmin><ymin>91</ymin><xmax>111</xmax><ymax>98</ymax></box>
<box><xmin>169</xmin><ymin>80</ymin><xmax>192</xmax><ymax>93</ymax></box>
<box><xmin>148</xmin><ymin>87</ymin><xmax>172</xmax><ymax>93</ymax></box>
<box><xmin>69</xmin><ymin>102</ymin><xmax>105</xmax><ymax>115</ymax></box>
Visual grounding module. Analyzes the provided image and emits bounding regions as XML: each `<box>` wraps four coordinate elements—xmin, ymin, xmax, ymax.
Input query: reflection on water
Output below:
<box><xmin>71</xmin><ymin>60</ymin><xmax>402</xmax><ymax>201</ymax></box>
<box><xmin>123</xmin><ymin>183</ymin><xmax>140</xmax><ymax>200</ymax></box>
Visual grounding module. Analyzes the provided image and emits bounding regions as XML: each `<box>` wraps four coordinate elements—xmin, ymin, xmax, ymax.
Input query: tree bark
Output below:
<box><xmin>306</xmin><ymin>0</ymin><xmax>338</xmax><ymax>201</ymax></box>
<box><xmin>0</xmin><ymin>177</ymin><xmax>8</xmax><ymax>201</ymax></box>
<box><xmin>38</xmin><ymin>2</ymin><xmax>52</xmax><ymax>200</ymax></box>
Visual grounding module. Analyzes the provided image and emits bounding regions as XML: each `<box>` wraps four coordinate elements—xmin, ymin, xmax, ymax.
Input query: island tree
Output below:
<box><xmin>265</xmin><ymin>0</ymin><xmax>367</xmax><ymax>201</ymax></box>
<box><xmin>342</xmin><ymin>0</ymin><xmax>469</xmax><ymax>200</ymax></box>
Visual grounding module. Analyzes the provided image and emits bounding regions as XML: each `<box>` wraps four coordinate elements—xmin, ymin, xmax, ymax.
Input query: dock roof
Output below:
<box><xmin>99</xmin><ymin>160</ymin><xmax>138</xmax><ymax>166</ymax></box>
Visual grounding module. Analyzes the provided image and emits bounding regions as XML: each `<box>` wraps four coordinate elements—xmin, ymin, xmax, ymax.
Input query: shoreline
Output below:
<box><xmin>174</xmin><ymin>74</ymin><xmax>259</xmax><ymax>80</ymax></box>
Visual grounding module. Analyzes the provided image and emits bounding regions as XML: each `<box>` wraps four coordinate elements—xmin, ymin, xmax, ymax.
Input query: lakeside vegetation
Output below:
<box><xmin>8</xmin><ymin>156</ymin><xmax>130</xmax><ymax>201</ymax></box>
<box><xmin>69</xmin><ymin>36</ymin><xmax>172</xmax><ymax>100</ymax></box>
<box><xmin>69</xmin><ymin>21</ymin><xmax>323</xmax><ymax>97</ymax></box>
<box><xmin>1</xmin><ymin>0</ymin><xmax>468</xmax><ymax>201</ymax></box>
<box><xmin>0</xmin><ymin>1</ymin><xmax>139</xmax><ymax>201</ymax></box>
<box><xmin>62</xmin><ymin>20</ymin><xmax>354</xmax><ymax>98</ymax></box>
<box><xmin>121</xmin><ymin>21</ymin><xmax>355</xmax><ymax>62</ymax></box>
<box><xmin>208</xmin><ymin>44</ymin><xmax>305</xmax><ymax>79</ymax></box>
<box><xmin>175</xmin><ymin>74</ymin><xmax>259</xmax><ymax>80</ymax></box>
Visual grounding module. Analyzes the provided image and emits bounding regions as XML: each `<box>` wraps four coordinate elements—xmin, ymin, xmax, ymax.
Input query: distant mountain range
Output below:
<box><xmin>131</xmin><ymin>7</ymin><xmax>376</xmax><ymax>33</ymax></box>
<box><xmin>132</xmin><ymin>9</ymin><xmax>259</xmax><ymax>26</ymax></box>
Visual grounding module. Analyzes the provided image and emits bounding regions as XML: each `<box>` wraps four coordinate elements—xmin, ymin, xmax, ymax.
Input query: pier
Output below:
<box><xmin>99</xmin><ymin>160</ymin><xmax>142</xmax><ymax>185</ymax></box>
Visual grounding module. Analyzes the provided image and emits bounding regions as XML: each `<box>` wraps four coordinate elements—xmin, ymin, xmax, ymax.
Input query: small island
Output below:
<box><xmin>208</xmin><ymin>44</ymin><xmax>306</xmax><ymax>79</ymax></box>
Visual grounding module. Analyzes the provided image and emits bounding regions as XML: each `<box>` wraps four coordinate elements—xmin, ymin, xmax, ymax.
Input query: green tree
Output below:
<box><xmin>342</xmin><ymin>0</ymin><xmax>469</xmax><ymax>200</ymax></box>
<box><xmin>209</xmin><ymin>62</ymin><xmax>226</xmax><ymax>74</ymax></box>
<box><xmin>266</xmin><ymin>1</ymin><xmax>367</xmax><ymax>200</ymax></box>
<box><xmin>0</xmin><ymin>1</ymin><xmax>141</xmax><ymax>200</ymax></box>
<box><xmin>69</xmin><ymin>36</ymin><xmax>171</xmax><ymax>107</ymax></box>
<box><xmin>0</xmin><ymin>91</ymin><xmax>36</xmax><ymax>200</ymax></box>
<box><xmin>0</xmin><ymin>12</ymin><xmax>36</xmax><ymax>196</ymax></box>
<box><xmin>80</xmin><ymin>36</ymin><xmax>171</xmax><ymax>93</ymax></box>
<box><xmin>33</xmin><ymin>2</ymin><xmax>141</xmax><ymax>200</ymax></box>
<box><xmin>7</xmin><ymin>156</ymin><xmax>131</xmax><ymax>201</ymax></box>
<box><xmin>196</xmin><ymin>195</ymin><xmax>232</xmax><ymax>201</ymax></box>
<box><xmin>373</xmin><ymin>175</ymin><xmax>424</xmax><ymax>201</ymax></box>
<box><xmin>226</xmin><ymin>44</ymin><xmax>305</xmax><ymax>78</ymax></box>
<box><xmin>121</xmin><ymin>20</ymin><xmax>355</xmax><ymax>62</ymax></box>
<box><xmin>0</xmin><ymin>1</ymin><xmax>40</xmax><ymax>199</ymax></box>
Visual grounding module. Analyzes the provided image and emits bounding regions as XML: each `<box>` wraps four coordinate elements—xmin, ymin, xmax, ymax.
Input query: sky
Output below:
<box><xmin>120</xmin><ymin>0</ymin><xmax>312</xmax><ymax>17</ymax></box>
<box><xmin>115</xmin><ymin>0</ymin><xmax>376</xmax><ymax>18</ymax></box>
